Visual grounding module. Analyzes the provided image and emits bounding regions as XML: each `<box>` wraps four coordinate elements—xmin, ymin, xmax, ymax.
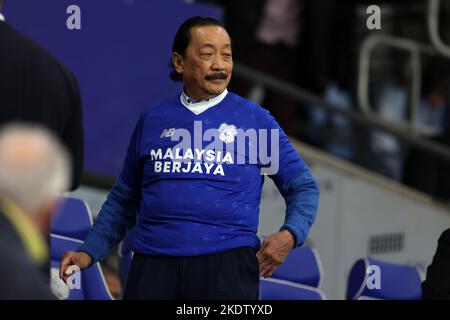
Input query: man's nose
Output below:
<box><xmin>211</xmin><ymin>55</ymin><xmax>225</xmax><ymax>70</ymax></box>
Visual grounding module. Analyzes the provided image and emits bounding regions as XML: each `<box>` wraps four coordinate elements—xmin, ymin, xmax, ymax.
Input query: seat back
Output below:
<box><xmin>51</xmin><ymin>197</ymin><xmax>93</xmax><ymax>240</ymax></box>
<box><xmin>346</xmin><ymin>257</ymin><xmax>424</xmax><ymax>300</ymax></box>
<box><xmin>50</xmin><ymin>234</ymin><xmax>114</xmax><ymax>300</ymax></box>
<box><xmin>259</xmin><ymin>278</ymin><xmax>326</xmax><ymax>300</ymax></box>
<box><xmin>271</xmin><ymin>246</ymin><xmax>323</xmax><ymax>287</ymax></box>
<box><xmin>118</xmin><ymin>226</ymin><xmax>138</xmax><ymax>289</ymax></box>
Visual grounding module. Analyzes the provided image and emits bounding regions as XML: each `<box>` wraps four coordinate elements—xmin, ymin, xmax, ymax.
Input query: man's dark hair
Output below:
<box><xmin>169</xmin><ymin>16</ymin><xmax>226</xmax><ymax>82</ymax></box>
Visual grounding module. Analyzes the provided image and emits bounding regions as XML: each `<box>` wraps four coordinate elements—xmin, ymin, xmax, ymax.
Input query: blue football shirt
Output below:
<box><xmin>118</xmin><ymin>91</ymin><xmax>306</xmax><ymax>256</ymax></box>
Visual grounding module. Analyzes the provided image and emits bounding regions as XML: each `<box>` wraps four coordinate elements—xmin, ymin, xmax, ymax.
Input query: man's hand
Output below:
<box><xmin>256</xmin><ymin>230</ymin><xmax>295</xmax><ymax>278</ymax></box>
<box><xmin>59</xmin><ymin>251</ymin><xmax>92</xmax><ymax>283</ymax></box>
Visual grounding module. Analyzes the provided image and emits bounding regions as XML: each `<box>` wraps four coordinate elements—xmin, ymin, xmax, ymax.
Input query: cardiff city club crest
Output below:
<box><xmin>218</xmin><ymin>123</ymin><xmax>237</xmax><ymax>144</ymax></box>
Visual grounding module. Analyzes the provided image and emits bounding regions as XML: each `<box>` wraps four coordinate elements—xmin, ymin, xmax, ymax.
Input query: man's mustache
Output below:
<box><xmin>205</xmin><ymin>73</ymin><xmax>228</xmax><ymax>80</ymax></box>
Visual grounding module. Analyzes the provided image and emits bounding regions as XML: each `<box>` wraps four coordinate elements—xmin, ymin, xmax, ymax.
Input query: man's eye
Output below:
<box><xmin>200</xmin><ymin>53</ymin><xmax>213</xmax><ymax>57</ymax></box>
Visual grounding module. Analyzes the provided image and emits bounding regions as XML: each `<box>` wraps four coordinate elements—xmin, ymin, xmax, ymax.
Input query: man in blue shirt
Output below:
<box><xmin>60</xmin><ymin>16</ymin><xmax>320</xmax><ymax>299</ymax></box>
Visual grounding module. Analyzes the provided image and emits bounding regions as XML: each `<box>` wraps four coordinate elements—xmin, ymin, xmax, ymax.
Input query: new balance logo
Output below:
<box><xmin>161</xmin><ymin>128</ymin><xmax>175</xmax><ymax>138</ymax></box>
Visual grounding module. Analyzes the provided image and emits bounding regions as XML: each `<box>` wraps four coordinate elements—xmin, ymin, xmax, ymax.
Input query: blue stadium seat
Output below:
<box><xmin>346</xmin><ymin>257</ymin><xmax>424</xmax><ymax>300</ymax></box>
<box><xmin>271</xmin><ymin>246</ymin><xmax>323</xmax><ymax>288</ymax></box>
<box><xmin>259</xmin><ymin>278</ymin><xmax>326</xmax><ymax>300</ymax></box>
<box><xmin>51</xmin><ymin>197</ymin><xmax>93</xmax><ymax>241</ymax></box>
<box><xmin>50</xmin><ymin>234</ymin><xmax>114</xmax><ymax>300</ymax></box>
<box><xmin>118</xmin><ymin>226</ymin><xmax>138</xmax><ymax>289</ymax></box>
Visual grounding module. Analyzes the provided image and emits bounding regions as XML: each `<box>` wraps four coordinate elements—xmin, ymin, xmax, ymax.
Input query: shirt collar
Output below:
<box><xmin>180</xmin><ymin>89</ymin><xmax>228</xmax><ymax>115</ymax></box>
<box><xmin>0</xmin><ymin>195</ymin><xmax>49</xmax><ymax>265</ymax></box>
<box><xmin>0</xmin><ymin>13</ymin><xmax>5</xmax><ymax>22</ymax></box>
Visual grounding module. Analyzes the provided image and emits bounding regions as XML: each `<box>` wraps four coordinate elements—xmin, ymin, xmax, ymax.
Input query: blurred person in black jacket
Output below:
<box><xmin>0</xmin><ymin>0</ymin><xmax>83</xmax><ymax>190</ymax></box>
<box><xmin>0</xmin><ymin>124</ymin><xmax>70</xmax><ymax>299</ymax></box>
<box><xmin>422</xmin><ymin>229</ymin><xmax>450</xmax><ymax>299</ymax></box>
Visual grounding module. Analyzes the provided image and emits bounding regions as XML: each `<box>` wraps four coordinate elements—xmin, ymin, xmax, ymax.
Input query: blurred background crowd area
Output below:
<box><xmin>195</xmin><ymin>0</ymin><xmax>450</xmax><ymax>203</ymax></box>
<box><xmin>7</xmin><ymin>0</ymin><xmax>448</xmax><ymax>202</ymax></box>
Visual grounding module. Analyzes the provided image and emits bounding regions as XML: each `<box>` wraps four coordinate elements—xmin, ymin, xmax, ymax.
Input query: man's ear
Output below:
<box><xmin>172</xmin><ymin>52</ymin><xmax>184</xmax><ymax>74</ymax></box>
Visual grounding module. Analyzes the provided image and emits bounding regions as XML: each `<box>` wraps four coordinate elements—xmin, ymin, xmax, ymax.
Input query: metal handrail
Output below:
<box><xmin>233</xmin><ymin>62</ymin><xmax>450</xmax><ymax>163</ymax></box>
<box><xmin>428</xmin><ymin>0</ymin><xmax>450</xmax><ymax>57</ymax></box>
<box><xmin>357</xmin><ymin>33</ymin><xmax>436</xmax><ymax>133</ymax></box>
<box><xmin>82</xmin><ymin>60</ymin><xmax>450</xmax><ymax>189</ymax></box>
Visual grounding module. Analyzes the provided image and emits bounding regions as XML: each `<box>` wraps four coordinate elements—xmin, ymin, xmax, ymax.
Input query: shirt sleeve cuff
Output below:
<box><xmin>280</xmin><ymin>224</ymin><xmax>305</xmax><ymax>247</ymax></box>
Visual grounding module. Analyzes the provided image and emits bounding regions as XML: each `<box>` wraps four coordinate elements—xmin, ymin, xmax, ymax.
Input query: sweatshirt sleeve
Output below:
<box><xmin>77</xmin><ymin>178</ymin><xmax>140</xmax><ymax>263</ymax></box>
<box><xmin>278</xmin><ymin>165</ymin><xmax>320</xmax><ymax>247</ymax></box>
<box><xmin>77</xmin><ymin>115</ymin><xmax>144</xmax><ymax>262</ymax></box>
<box><xmin>262</xmin><ymin>113</ymin><xmax>320</xmax><ymax>247</ymax></box>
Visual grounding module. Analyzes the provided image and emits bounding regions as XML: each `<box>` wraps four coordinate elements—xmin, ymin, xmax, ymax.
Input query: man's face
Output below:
<box><xmin>173</xmin><ymin>25</ymin><xmax>233</xmax><ymax>100</ymax></box>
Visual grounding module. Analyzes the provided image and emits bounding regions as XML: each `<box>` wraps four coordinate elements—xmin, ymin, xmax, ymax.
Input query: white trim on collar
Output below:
<box><xmin>0</xmin><ymin>13</ymin><xmax>5</xmax><ymax>22</ymax></box>
<box><xmin>180</xmin><ymin>89</ymin><xmax>228</xmax><ymax>115</ymax></box>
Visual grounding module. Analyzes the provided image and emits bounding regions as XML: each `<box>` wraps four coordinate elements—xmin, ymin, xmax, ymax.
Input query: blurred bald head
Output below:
<box><xmin>0</xmin><ymin>124</ymin><xmax>71</xmax><ymax>214</ymax></box>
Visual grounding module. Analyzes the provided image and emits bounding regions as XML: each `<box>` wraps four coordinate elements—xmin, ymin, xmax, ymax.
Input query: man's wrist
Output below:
<box><xmin>280</xmin><ymin>229</ymin><xmax>296</xmax><ymax>249</ymax></box>
<box><xmin>77</xmin><ymin>250</ymin><xmax>94</xmax><ymax>267</ymax></box>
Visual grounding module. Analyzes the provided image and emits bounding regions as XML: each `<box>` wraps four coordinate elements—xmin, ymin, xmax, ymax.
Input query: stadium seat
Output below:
<box><xmin>51</xmin><ymin>197</ymin><xmax>93</xmax><ymax>240</ymax></box>
<box><xmin>118</xmin><ymin>225</ymin><xmax>138</xmax><ymax>289</ymax></box>
<box><xmin>259</xmin><ymin>278</ymin><xmax>326</xmax><ymax>300</ymax></box>
<box><xmin>50</xmin><ymin>234</ymin><xmax>114</xmax><ymax>300</ymax></box>
<box><xmin>346</xmin><ymin>257</ymin><xmax>424</xmax><ymax>300</ymax></box>
<box><xmin>271</xmin><ymin>246</ymin><xmax>323</xmax><ymax>288</ymax></box>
